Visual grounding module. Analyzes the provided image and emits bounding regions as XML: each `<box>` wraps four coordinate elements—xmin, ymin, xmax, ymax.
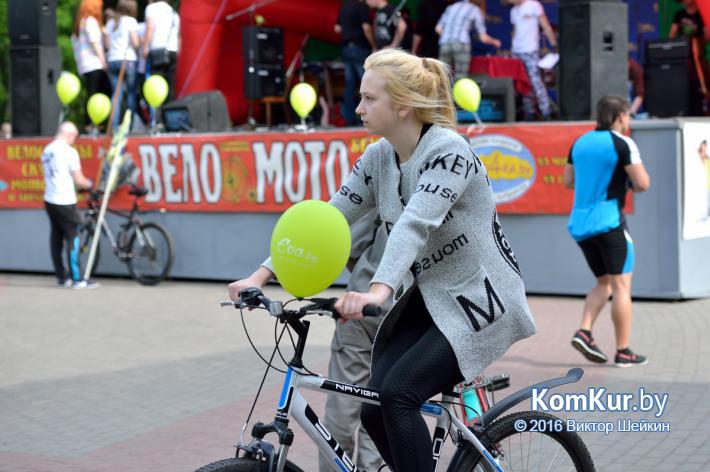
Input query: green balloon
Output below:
<box><xmin>143</xmin><ymin>75</ymin><xmax>169</xmax><ymax>108</ymax></box>
<box><xmin>87</xmin><ymin>93</ymin><xmax>112</xmax><ymax>125</ymax></box>
<box><xmin>270</xmin><ymin>200</ymin><xmax>351</xmax><ymax>297</ymax></box>
<box><xmin>289</xmin><ymin>82</ymin><xmax>317</xmax><ymax>119</ymax></box>
<box><xmin>56</xmin><ymin>72</ymin><xmax>81</xmax><ymax>105</ymax></box>
<box><xmin>453</xmin><ymin>78</ymin><xmax>481</xmax><ymax>113</ymax></box>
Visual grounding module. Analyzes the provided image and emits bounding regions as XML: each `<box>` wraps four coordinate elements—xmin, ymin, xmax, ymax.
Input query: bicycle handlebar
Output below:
<box><xmin>221</xmin><ymin>287</ymin><xmax>383</xmax><ymax>320</ymax></box>
<box><xmin>79</xmin><ymin>185</ymin><xmax>149</xmax><ymax>202</ymax></box>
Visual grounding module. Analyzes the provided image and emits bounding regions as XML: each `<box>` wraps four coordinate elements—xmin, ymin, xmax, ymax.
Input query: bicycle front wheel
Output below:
<box><xmin>194</xmin><ymin>458</ymin><xmax>304</xmax><ymax>472</ymax></box>
<box><xmin>448</xmin><ymin>411</ymin><xmax>595</xmax><ymax>471</ymax></box>
<box><xmin>126</xmin><ymin>222</ymin><xmax>174</xmax><ymax>285</ymax></box>
<box><xmin>78</xmin><ymin>222</ymin><xmax>101</xmax><ymax>277</ymax></box>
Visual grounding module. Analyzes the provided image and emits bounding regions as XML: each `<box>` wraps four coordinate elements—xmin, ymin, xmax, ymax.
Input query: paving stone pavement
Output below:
<box><xmin>1</xmin><ymin>273</ymin><xmax>709</xmax><ymax>472</ymax></box>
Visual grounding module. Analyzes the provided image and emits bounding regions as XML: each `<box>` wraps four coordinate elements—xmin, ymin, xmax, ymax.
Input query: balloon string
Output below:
<box><xmin>464</xmin><ymin>112</ymin><xmax>486</xmax><ymax>137</ymax></box>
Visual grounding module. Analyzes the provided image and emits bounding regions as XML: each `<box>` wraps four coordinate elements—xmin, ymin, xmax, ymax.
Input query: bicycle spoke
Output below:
<box><xmin>127</xmin><ymin>223</ymin><xmax>173</xmax><ymax>284</ymax></box>
<box><xmin>484</xmin><ymin>430</ymin><xmax>580</xmax><ymax>472</ymax></box>
<box><xmin>544</xmin><ymin>443</ymin><xmax>562</xmax><ymax>472</ymax></box>
<box><xmin>526</xmin><ymin>431</ymin><xmax>531</xmax><ymax>472</ymax></box>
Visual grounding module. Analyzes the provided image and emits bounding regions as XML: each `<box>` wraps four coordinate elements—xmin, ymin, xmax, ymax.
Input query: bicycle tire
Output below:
<box><xmin>126</xmin><ymin>222</ymin><xmax>174</xmax><ymax>285</ymax></box>
<box><xmin>194</xmin><ymin>457</ymin><xmax>304</xmax><ymax>472</ymax></box>
<box><xmin>78</xmin><ymin>222</ymin><xmax>101</xmax><ymax>277</ymax></box>
<box><xmin>447</xmin><ymin>411</ymin><xmax>595</xmax><ymax>472</ymax></box>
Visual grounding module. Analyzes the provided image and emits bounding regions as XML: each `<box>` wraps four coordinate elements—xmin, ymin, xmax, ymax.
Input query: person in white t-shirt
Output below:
<box><xmin>42</xmin><ymin>122</ymin><xmax>99</xmax><ymax>289</ymax></box>
<box><xmin>143</xmin><ymin>0</ymin><xmax>181</xmax><ymax>102</ymax></box>
<box><xmin>105</xmin><ymin>0</ymin><xmax>140</xmax><ymax>129</ymax></box>
<box><xmin>71</xmin><ymin>0</ymin><xmax>111</xmax><ymax>126</ymax></box>
<box><xmin>509</xmin><ymin>0</ymin><xmax>556</xmax><ymax>120</ymax></box>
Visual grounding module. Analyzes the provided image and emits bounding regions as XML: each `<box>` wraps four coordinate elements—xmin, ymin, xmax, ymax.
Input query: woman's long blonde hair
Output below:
<box><xmin>364</xmin><ymin>49</ymin><xmax>457</xmax><ymax>130</ymax></box>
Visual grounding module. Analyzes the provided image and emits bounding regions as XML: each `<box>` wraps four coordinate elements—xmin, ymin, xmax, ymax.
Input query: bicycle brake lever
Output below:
<box><xmin>219</xmin><ymin>300</ymin><xmax>247</xmax><ymax>309</ymax></box>
<box><xmin>300</xmin><ymin>298</ymin><xmax>339</xmax><ymax>318</ymax></box>
<box><xmin>239</xmin><ymin>287</ymin><xmax>266</xmax><ymax>307</ymax></box>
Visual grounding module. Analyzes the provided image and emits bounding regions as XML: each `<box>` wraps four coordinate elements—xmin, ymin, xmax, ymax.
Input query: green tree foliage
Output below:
<box><xmin>0</xmin><ymin>0</ymin><xmax>84</xmax><ymax>126</ymax></box>
<box><xmin>0</xmin><ymin>0</ymin><xmax>9</xmax><ymax>123</ymax></box>
<box><xmin>57</xmin><ymin>0</ymin><xmax>84</xmax><ymax>126</ymax></box>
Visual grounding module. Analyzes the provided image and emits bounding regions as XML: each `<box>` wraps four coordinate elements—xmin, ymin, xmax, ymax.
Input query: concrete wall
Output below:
<box><xmin>3</xmin><ymin>120</ymin><xmax>710</xmax><ymax>298</ymax></box>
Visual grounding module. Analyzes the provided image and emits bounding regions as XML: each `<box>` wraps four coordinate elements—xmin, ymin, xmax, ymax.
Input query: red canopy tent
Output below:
<box><xmin>175</xmin><ymin>0</ymin><xmax>341</xmax><ymax>125</ymax></box>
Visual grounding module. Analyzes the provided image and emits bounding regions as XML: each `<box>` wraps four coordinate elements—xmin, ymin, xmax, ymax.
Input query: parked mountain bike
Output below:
<box><xmin>195</xmin><ymin>288</ymin><xmax>595</xmax><ymax>472</ymax></box>
<box><xmin>78</xmin><ymin>186</ymin><xmax>174</xmax><ymax>285</ymax></box>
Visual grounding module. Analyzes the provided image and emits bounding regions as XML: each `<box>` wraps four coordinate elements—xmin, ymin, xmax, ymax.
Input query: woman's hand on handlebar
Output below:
<box><xmin>228</xmin><ymin>266</ymin><xmax>274</xmax><ymax>303</ymax></box>
<box><xmin>335</xmin><ymin>283</ymin><xmax>392</xmax><ymax>322</ymax></box>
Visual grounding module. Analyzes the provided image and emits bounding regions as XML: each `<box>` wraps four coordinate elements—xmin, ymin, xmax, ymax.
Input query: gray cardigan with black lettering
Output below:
<box><xmin>265</xmin><ymin>125</ymin><xmax>536</xmax><ymax>382</ymax></box>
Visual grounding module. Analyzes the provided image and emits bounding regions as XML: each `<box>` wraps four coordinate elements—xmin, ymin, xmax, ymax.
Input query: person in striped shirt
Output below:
<box><xmin>435</xmin><ymin>0</ymin><xmax>501</xmax><ymax>79</ymax></box>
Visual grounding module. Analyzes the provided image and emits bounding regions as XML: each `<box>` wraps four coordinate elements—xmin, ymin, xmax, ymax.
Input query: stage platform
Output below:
<box><xmin>2</xmin><ymin>119</ymin><xmax>709</xmax><ymax>298</ymax></box>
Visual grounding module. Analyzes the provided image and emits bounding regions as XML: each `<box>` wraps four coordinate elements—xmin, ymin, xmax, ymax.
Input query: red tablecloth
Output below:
<box><xmin>470</xmin><ymin>56</ymin><xmax>532</xmax><ymax>95</ymax></box>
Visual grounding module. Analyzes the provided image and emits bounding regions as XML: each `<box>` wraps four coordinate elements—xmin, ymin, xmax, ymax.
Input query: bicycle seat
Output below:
<box><xmin>129</xmin><ymin>186</ymin><xmax>148</xmax><ymax>197</ymax></box>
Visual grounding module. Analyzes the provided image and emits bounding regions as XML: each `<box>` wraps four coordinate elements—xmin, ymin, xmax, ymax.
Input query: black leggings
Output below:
<box><xmin>360</xmin><ymin>289</ymin><xmax>463</xmax><ymax>471</ymax></box>
<box><xmin>150</xmin><ymin>53</ymin><xmax>178</xmax><ymax>102</ymax></box>
<box><xmin>44</xmin><ymin>202</ymin><xmax>82</xmax><ymax>282</ymax></box>
<box><xmin>83</xmin><ymin>69</ymin><xmax>111</xmax><ymax>97</ymax></box>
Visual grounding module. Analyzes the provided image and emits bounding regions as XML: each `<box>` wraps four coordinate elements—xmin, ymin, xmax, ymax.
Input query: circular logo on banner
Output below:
<box><xmin>468</xmin><ymin>134</ymin><xmax>536</xmax><ymax>204</ymax></box>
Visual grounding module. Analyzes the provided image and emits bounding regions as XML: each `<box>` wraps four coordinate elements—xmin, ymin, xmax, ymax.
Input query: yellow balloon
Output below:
<box><xmin>87</xmin><ymin>93</ymin><xmax>112</xmax><ymax>125</ymax></box>
<box><xmin>289</xmin><ymin>82</ymin><xmax>317</xmax><ymax>119</ymax></box>
<box><xmin>56</xmin><ymin>72</ymin><xmax>81</xmax><ymax>105</ymax></box>
<box><xmin>453</xmin><ymin>78</ymin><xmax>481</xmax><ymax>113</ymax></box>
<box><xmin>143</xmin><ymin>75</ymin><xmax>169</xmax><ymax>108</ymax></box>
<box><xmin>270</xmin><ymin>200</ymin><xmax>351</xmax><ymax>297</ymax></box>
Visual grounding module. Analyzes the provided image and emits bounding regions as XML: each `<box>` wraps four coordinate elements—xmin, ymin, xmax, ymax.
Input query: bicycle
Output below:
<box><xmin>195</xmin><ymin>287</ymin><xmax>595</xmax><ymax>472</ymax></box>
<box><xmin>78</xmin><ymin>185</ymin><xmax>174</xmax><ymax>285</ymax></box>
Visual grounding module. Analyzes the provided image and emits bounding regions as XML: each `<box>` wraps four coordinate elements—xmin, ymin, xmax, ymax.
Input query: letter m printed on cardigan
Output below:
<box><xmin>455</xmin><ymin>278</ymin><xmax>505</xmax><ymax>332</ymax></box>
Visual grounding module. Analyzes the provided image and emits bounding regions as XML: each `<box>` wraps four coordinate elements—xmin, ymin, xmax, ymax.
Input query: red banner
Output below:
<box><xmin>0</xmin><ymin>123</ymin><xmax>596</xmax><ymax>214</ymax></box>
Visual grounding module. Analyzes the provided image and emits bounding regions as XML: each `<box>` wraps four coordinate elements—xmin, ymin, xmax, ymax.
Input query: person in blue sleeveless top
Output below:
<box><xmin>564</xmin><ymin>95</ymin><xmax>651</xmax><ymax>368</ymax></box>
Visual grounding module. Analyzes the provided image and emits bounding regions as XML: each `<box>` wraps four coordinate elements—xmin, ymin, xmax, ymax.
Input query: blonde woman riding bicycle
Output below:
<box><xmin>229</xmin><ymin>48</ymin><xmax>537</xmax><ymax>472</ymax></box>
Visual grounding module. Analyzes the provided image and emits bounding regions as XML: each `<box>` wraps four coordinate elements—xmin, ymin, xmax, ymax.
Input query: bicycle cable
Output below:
<box><xmin>277</xmin><ymin>322</ymin><xmax>319</xmax><ymax>376</ymax></box>
<box><xmin>270</xmin><ymin>298</ymin><xmax>321</xmax><ymax>376</ymax></box>
<box><xmin>240</xmin><ymin>305</ymin><xmax>288</xmax><ymax>374</ymax></box>
<box><xmin>273</xmin><ymin>318</ymin><xmax>298</xmax><ymax>372</ymax></box>
<box><xmin>238</xmin><ymin>299</ymin><xmax>318</xmax><ymax>376</ymax></box>
<box><xmin>429</xmin><ymin>397</ymin><xmax>490</xmax><ymax>453</ymax></box>
<box><xmin>240</xmin><ymin>318</ymin><xmax>291</xmax><ymax>446</ymax></box>
<box><xmin>434</xmin><ymin>399</ymin><xmax>484</xmax><ymax>427</ymax></box>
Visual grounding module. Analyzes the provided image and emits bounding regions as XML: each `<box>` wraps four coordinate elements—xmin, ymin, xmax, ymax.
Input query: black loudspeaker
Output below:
<box><xmin>244</xmin><ymin>63</ymin><xmax>285</xmax><ymax>99</ymax></box>
<box><xmin>470</xmin><ymin>75</ymin><xmax>516</xmax><ymax>122</ymax></box>
<box><xmin>558</xmin><ymin>0</ymin><xmax>628</xmax><ymax>119</ymax></box>
<box><xmin>8</xmin><ymin>0</ymin><xmax>57</xmax><ymax>46</ymax></box>
<box><xmin>644</xmin><ymin>62</ymin><xmax>692</xmax><ymax>117</ymax></box>
<box><xmin>242</xmin><ymin>26</ymin><xmax>284</xmax><ymax>63</ymax></box>
<box><xmin>162</xmin><ymin>91</ymin><xmax>231</xmax><ymax>132</ymax></box>
<box><xmin>10</xmin><ymin>46</ymin><xmax>62</xmax><ymax>137</ymax></box>
<box><xmin>644</xmin><ymin>38</ymin><xmax>695</xmax><ymax>116</ymax></box>
<box><xmin>646</xmin><ymin>38</ymin><xmax>690</xmax><ymax>62</ymax></box>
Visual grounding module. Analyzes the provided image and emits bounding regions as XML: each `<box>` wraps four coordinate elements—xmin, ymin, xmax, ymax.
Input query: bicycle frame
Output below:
<box><xmin>228</xmin><ymin>292</ymin><xmax>583</xmax><ymax>472</ymax></box>
<box><xmin>241</xmin><ymin>364</ymin><xmax>503</xmax><ymax>472</ymax></box>
<box><xmin>86</xmin><ymin>198</ymin><xmax>143</xmax><ymax>251</ymax></box>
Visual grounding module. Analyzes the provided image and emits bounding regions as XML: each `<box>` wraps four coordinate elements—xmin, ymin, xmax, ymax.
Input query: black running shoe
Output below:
<box><xmin>615</xmin><ymin>350</ymin><xmax>648</xmax><ymax>368</ymax></box>
<box><xmin>571</xmin><ymin>330</ymin><xmax>608</xmax><ymax>363</ymax></box>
